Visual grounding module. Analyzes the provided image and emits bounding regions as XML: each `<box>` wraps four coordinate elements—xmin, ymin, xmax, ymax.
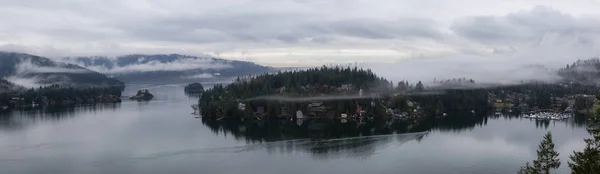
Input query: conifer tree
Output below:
<box><xmin>569</xmin><ymin>94</ymin><xmax>600</xmax><ymax>173</ymax></box>
<box><xmin>519</xmin><ymin>132</ymin><xmax>561</xmax><ymax>174</ymax></box>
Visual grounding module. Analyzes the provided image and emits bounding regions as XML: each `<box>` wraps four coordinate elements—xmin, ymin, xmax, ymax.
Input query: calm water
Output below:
<box><xmin>0</xmin><ymin>84</ymin><xmax>590</xmax><ymax>174</ymax></box>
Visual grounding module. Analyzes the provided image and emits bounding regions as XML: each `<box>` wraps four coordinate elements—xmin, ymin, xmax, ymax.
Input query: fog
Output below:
<box><xmin>63</xmin><ymin>57</ymin><xmax>233</xmax><ymax>74</ymax></box>
<box><xmin>13</xmin><ymin>60</ymin><xmax>89</xmax><ymax>74</ymax></box>
<box><xmin>5</xmin><ymin>59</ymin><xmax>88</xmax><ymax>88</ymax></box>
<box><xmin>245</xmin><ymin>91</ymin><xmax>446</xmax><ymax>102</ymax></box>
<box><xmin>184</xmin><ymin>73</ymin><xmax>215</xmax><ymax>79</ymax></box>
<box><xmin>360</xmin><ymin>47</ymin><xmax>585</xmax><ymax>86</ymax></box>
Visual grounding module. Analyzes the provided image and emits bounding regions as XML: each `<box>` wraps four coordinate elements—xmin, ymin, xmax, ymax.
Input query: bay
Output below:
<box><xmin>0</xmin><ymin>84</ymin><xmax>589</xmax><ymax>174</ymax></box>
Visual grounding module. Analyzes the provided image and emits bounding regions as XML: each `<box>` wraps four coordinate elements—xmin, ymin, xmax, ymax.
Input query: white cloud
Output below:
<box><xmin>63</xmin><ymin>57</ymin><xmax>233</xmax><ymax>74</ymax></box>
<box><xmin>13</xmin><ymin>60</ymin><xmax>89</xmax><ymax>74</ymax></box>
<box><xmin>3</xmin><ymin>58</ymin><xmax>89</xmax><ymax>88</ymax></box>
<box><xmin>0</xmin><ymin>0</ymin><xmax>598</xmax><ymax>74</ymax></box>
<box><xmin>185</xmin><ymin>73</ymin><xmax>215</xmax><ymax>79</ymax></box>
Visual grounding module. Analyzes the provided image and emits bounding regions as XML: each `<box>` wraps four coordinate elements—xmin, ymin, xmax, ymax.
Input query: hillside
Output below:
<box><xmin>199</xmin><ymin>66</ymin><xmax>395</xmax><ymax>119</ymax></box>
<box><xmin>558</xmin><ymin>58</ymin><xmax>600</xmax><ymax>85</ymax></box>
<box><xmin>0</xmin><ymin>52</ymin><xmax>125</xmax><ymax>89</ymax></box>
<box><xmin>0</xmin><ymin>78</ymin><xmax>21</xmax><ymax>93</ymax></box>
<box><xmin>63</xmin><ymin>54</ymin><xmax>274</xmax><ymax>84</ymax></box>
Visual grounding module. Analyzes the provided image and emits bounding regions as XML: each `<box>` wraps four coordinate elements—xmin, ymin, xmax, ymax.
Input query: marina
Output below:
<box><xmin>522</xmin><ymin>112</ymin><xmax>572</xmax><ymax>120</ymax></box>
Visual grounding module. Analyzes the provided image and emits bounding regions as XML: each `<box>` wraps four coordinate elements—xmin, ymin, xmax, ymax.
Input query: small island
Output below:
<box><xmin>184</xmin><ymin>82</ymin><xmax>204</xmax><ymax>94</ymax></box>
<box><xmin>130</xmin><ymin>89</ymin><xmax>154</xmax><ymax>101</ymax></box>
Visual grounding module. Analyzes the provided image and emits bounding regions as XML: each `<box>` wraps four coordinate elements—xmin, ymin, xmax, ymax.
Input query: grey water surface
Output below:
<box><xmin>0</xmin><ymin>84</ymin><xmax>589</xmax><ymax>174</ymax></box>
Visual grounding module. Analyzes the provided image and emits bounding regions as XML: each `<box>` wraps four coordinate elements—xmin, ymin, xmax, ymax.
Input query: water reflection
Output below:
<box><xmin>200</xmin><ymin>110</ymin><xmax>589</xmax><ymax>160</ymax></box>
<box><xmin>430</xmin><ymin>111</ymin><xmax>588</xmax><ymax>132</ymax></box>
<box><xmin>201</xmin><ymin>118</ymin><xmax>428</xmax><ymax>159</ymax></box>
<box><xmin>0</xmin><ymin>103</ymin><xmax>121</xmax><ymax>131</ymax></box>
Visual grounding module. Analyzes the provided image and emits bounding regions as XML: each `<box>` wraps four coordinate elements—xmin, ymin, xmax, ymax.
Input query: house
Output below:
<box><xmin>238</xmin><ymin>103</ymin><xmax>246</xmax><ymax>110</ymax></box>
<box><xmin>276</xmin><ymin>86</ymin><xmax>286</xmax><ymax>94</ymax></box>
<box><xmin>339</xmin><ymin>84</ymin><xmax>353</xmax><ymax>91</ymax></box>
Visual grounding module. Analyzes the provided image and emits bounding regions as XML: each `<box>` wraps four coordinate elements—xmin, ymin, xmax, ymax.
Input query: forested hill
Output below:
<box><xmin>0</xmin><ymin>78</ymin><xmax>21</xmax><ymax>93</ymax></box>
<box><xmin>203</xmin><ymin>66</ymin><xmax>391</xmax><ymax>99</ymax></box>
<box><xmin>0</xmin><ymin>52</ymin><xmax>124</xmax><ymax>89</ymax></box>
<box><xmin>558</xmin><ymin>58</ymin><xmax>600</xmax><ymax>85</ymax></box>
<box><xmin>64</xmin><ymin>54</ymin><xmax>274</xmax><ymax>84</ymax></box>
<box><xmin>199</xmin><ymin>66</ymin><xmax>394</xmax><ymax>119</ymax></box>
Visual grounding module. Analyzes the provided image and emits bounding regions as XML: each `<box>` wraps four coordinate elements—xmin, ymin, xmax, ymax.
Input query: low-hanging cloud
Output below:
<box><xmin>64</xmin><ymin>57</ymin><xmax>233</xmax><ymax>74</ymax></box>
<box><xmin>360</xmin><ymin>50</ymin><xmax>567</xmax><ymax>86</ymax></box>
<box><xmin>13</xmin><ymin>60</ymin><xmax>89</xmax><ymax>74</ymax></box>
<box><xmin>4</xmin><ymin>57</ymin><xmax>89</xmax><ymax>88</ymax></box>
<box><xmin>184</xmin><ymin>73</ymin><xmax>215</xmax><ymax>79</ymax></box>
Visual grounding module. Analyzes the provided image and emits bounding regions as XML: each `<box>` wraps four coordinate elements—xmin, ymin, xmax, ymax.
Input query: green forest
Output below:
<box><xmin>0</xmin><ymin>84</ymin><xmax>123</xmax><ymax>111</ymax></box>
<box><xmin>199</xmin><ymin>66</ymin><xmax>489</xmax><ymax>120</ymax></box>
<box><xmin>199</xmin><ymin>66</ymin><xmax>600</xmax><ymax>121</ymax></box>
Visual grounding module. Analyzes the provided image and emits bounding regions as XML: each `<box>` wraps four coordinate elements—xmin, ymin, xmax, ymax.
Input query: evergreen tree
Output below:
<box><xmin>415</xmin><ymin>81</ymin><xmax>424</xmax><ymax>92</ymax></box>
<box><xmin>519</xmin><ymin>132</ymin><xmax>561</xmax><ymax>174</ymax></box>
<box><xmin>568</xmin><ymin>94</ymin><xmax>600</xmax><ymax>173</ymax></box>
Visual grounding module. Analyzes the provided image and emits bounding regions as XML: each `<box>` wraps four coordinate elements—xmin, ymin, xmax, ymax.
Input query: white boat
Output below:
<box><xmin>296</xmin><ymin>110</ymin><xmax>305</xmax><ymax>119</ymax></box>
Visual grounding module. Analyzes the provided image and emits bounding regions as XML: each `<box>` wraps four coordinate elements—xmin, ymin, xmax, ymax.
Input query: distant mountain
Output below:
<box><xmin>0</xmin><ymin>52</ymin><xmax>125</xmax><ymax>89</ymax></box>
<box><xmin>558</xmin><ymin>58</ymin><xmax>600</xmax><ymax>85</ymax></box>
<box><xmin>63</xmin><ymin>54</ymin><xmax>275</xmax><ymax>84</ymax></box>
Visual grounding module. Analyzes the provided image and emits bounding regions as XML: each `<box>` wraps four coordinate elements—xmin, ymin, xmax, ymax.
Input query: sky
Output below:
<box><xmin>0</xmin><ymin>0</ymin><xmax>599</xmax><ymax>68</ymax></box>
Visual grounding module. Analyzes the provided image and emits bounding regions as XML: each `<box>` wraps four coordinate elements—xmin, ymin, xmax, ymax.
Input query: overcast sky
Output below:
<box><xmin>0</xmin><ymin>0</ymin><xmax>599</xmax><ymax>67</ymax></box>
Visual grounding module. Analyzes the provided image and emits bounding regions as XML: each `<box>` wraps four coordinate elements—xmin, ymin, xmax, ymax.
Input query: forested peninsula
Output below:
<box><xmin>199</xmin><ymin>65</ymin><xmax>600</xmax><ymax>121</ymax></box>
<box><xmin>199</xmin><ymin>66</ymin><xmax>489</xmax><ymax>121</ymax></box>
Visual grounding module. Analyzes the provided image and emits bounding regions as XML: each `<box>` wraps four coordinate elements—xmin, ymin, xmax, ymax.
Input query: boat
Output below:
<box><xmin>296</xmin><ymin>110</ymin><xmax>305</xmax><ymax>119</ymax></box>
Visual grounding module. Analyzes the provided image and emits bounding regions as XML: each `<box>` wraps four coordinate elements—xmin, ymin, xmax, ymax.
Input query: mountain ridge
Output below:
<box><xmin>63</xmin><ymin>54</ymin><xmax>275</xmax><ymax>84</ymax></box>
<box><xmin>0</xmin><ymin>52</ymin><xmax>125</xmax><ymax>89</ymax></box>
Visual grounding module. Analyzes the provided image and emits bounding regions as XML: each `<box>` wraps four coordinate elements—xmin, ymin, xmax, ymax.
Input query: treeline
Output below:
<box><xmin>199</xmin><ymin>65</ymin><xmax>600</xmax><ymax>120</ymax></box>
<box><xmin>184</xmin><ymin>82</ymin><xmax>204</xmax><ymax>93</ymax></box>
<box><xmin>487</xmin><ymin>82</ymin><xmax>599</xmax><ymax>110</ymax></box>
<box><xmin>0</xmin><ymin>84</ymin><xmax>123</xmax><ymax>110</ymax></box>
<box><xmin>199</xmin><ymin>66</ymin><xmax>392</xmax><ymax>119</ymax></box>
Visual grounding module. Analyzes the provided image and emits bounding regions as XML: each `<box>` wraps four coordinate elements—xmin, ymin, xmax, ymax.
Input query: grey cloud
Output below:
<box><xmin>451</xmin><ymin>6</ymin><xmax>600</xmax><ymax>46</ymax></box>
<box><xmin>0</xmin><ymin>0</ymin><xmax>599</xmax><ymax>71</ymax></box>
<box><xmin>62</xmin><ymin>57</ymin><xmax>232</xmax><ymax>74</ymax></box>
<box><xmin>114</xmin><ymin>12</ymin><xmax>444</xmax><ymax>44</ymax></box>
